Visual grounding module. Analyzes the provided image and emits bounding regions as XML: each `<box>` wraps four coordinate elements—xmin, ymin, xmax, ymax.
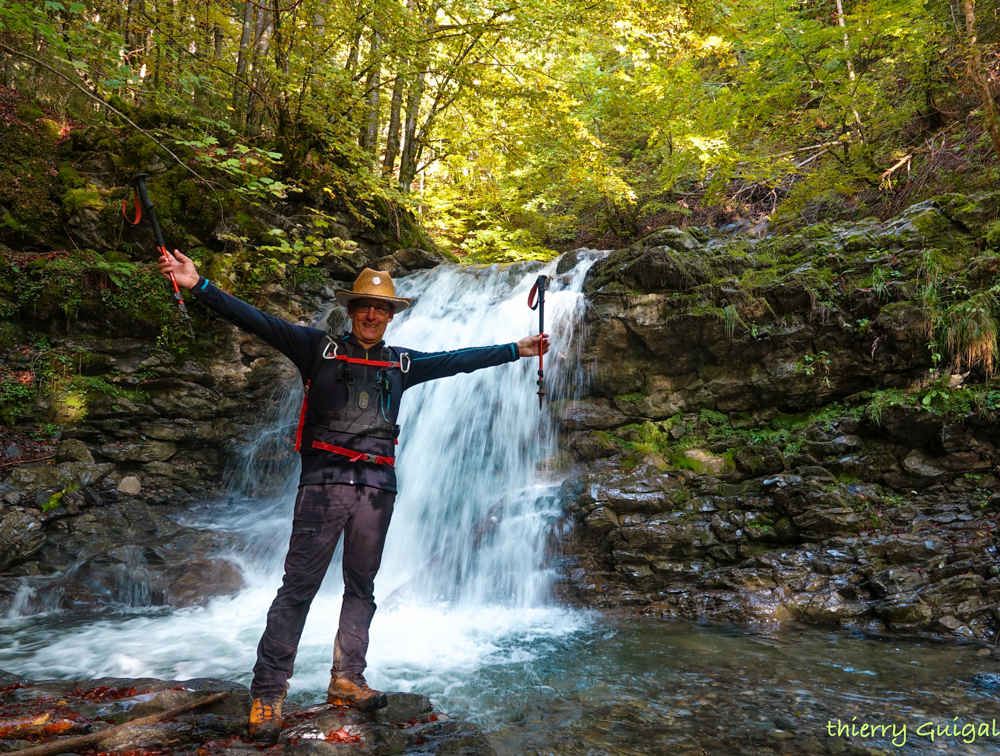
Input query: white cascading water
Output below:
<box><xmin>0</xmin><ymin>254</ymin><xmax>600</xmax><ymax>706</ymax></box>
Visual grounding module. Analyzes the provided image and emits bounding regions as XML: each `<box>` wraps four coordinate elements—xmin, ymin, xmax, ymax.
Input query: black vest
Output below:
<box><xmin>296</xmin><ymin>335</ymin><xmax>408</xmax><ymax>462</ymax></box>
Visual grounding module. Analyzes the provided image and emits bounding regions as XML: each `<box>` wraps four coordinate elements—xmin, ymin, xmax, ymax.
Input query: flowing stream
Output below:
<box><xmin>3</xmin><ymin>256</ymin><xmax>1000</xmax><ymax>755</ymax></box>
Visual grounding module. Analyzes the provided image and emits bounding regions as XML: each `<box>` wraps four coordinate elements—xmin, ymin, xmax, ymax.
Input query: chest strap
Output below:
<box><xmin>310</xmin><ymin>440</ymin><xmax>395</xmax><ymax>467</ymax></box>
<box><xmin>323</xmin><ymin>340</ymin><xmax>410</xmax><ymax>372</ymax></box>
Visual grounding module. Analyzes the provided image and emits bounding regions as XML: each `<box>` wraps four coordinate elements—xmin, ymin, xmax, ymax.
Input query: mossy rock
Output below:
<box><xmin>939</xmin><ymin>191</ymin><xmax>1000</xmax><ymax>236</ymax></box>
<box><xmin>58</xmin><ymin>164</ymin><xmax>85</xmax><ymax>189</ymax></box>
<box><xmin>16</xmin><ymin>102</ymin><xmax>44</xmax><ymax>121</ymax></box>
<box><xmin>38</xmin><ymin>118</ymin><xmax>62</xmax><ymax>142</ymax></box>
<box><xmin>63</xmin><ymin>186</ymin><xmax>106</xmax><ymax>214</ymax></box>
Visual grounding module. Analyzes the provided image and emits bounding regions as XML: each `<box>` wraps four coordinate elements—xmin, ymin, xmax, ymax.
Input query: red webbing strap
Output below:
<box><xmin>121</xmin><ymin>188</ymin><xmax>142</xmax><ymax>226</ymax></box>
<box><xmin>294</xmin><ymin>380</ymin><xmax>310</xmax><ymax>452</ymax></box>
<box><xmin>333</xmin><ymin>355</ymin><xmax>400</xmax><ymax>368</ymax></box>
<box><xmin>311</xmin><ymin>440</ymin><xmax>395</xmax><ymax>468</ymax></box>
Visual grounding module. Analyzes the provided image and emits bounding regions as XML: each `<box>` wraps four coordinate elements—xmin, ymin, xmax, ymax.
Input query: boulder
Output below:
<box><xmin>0</xmin><ymin>510</ymin><xmax>47</xmax><ymax>571</ymax></box>
<box><xmin>56</xmin><ymin>438</ymin><xmax>94</xmax><ymax>463</ymax></box>
<box><xmin>118</xmin><ymin>476</ymin><xmax>142</xmax><ymax>495</ymax></box>
<box><xmin>2</xmin><ymin>465</ymin><xmax>74</xmax><ymax>495</ymax></box>
<box><xmin>876</xmin><ymin>597</ymin><xmax>932</xmax><ymax>630</ymax></box>
<box><xmin>59</xmin><ymin>461</ymin><xmax>115</xmax><ymax>487</ymax></box>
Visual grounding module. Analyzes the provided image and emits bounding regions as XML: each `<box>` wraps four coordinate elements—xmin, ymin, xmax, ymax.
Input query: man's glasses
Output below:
<box><xmin>354</xmin><ymin>303</ymin><xmax>392</xmax><ymax>316</ymax></box>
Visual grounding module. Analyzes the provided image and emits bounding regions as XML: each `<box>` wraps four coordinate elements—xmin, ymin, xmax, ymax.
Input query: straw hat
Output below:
<box><xmin>334</xmin><ymin>268</ymin><xmax>411</xmax><ymax>312</ymax></box>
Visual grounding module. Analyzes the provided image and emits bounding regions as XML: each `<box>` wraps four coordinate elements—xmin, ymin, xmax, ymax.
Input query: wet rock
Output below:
<box><xmin>2</xmin><ymin>465</ymin><xmax>74</xmax><ymax>495</ymax></box>
<box><xmin>99</xmin><ymin>441</ymin><xmax>178</xmax><ymax>463</ymax></box>
<box><xmin>922</xmin><ymin>573</ymin><xmax>984</xmax><ymax>605</ymax></box>
<box><xmin>285</xmin><ymin>743</ymin><xmax>363</xmax><ymax>756</ymax></box>
<box><xmin>932</xmin><ymin>615</ymin><xmax>973</xmax><ymax>635</ymax></box>
<box><xmin>556</xmin><ymin>399</ymin><xmax>628</xmax><ymax>430</ymax></box>
<box><xmin>117</xmin><ymin>476</ymin><xmax>142</xmax><ymax>495</ymax></box>
<box><xmin>403</xmin><ymin>719</ymin><xmax>494</xmax><ymax>755</ymax></box>
<box><xmin>0</xmin><ymin>509</ymin><xmax>47</xmax><ymax>571</ymax></box>
<box><xmin>0</xmin><ymin>501</ymin><xmax>243</xmax><ymax>613</ymax></box>
<box><xmin>862</xmin><ymin>535</ymin><xmax>946</xmax><ymax>565</ymax></box>
<box><xmin>972</xmin><ymin>673</ymin><xmax>1000</xmax><ymax>691</ymax></box>
<box><xmin>59</xmin><ymin>461</ymin><xmax>115</xmax><ymax>487</ymax></box>
<box><xmin>570</xmin><ymin>434</ymin><xmax>618</xmax><ymax>461</ymax></box>
<box><xmin>869</xmin><ymin>568</ymin><xmax>925</xmax><ymax>596</ymax></box>
<box><xmin>56</xmin><ymin>438</ymin><xmax>95</xmax><ymax>463</ymax></box>
<box><xmin>374</xmin><ymin>693</ymin><xmax>433</xmax><ymax>724</ymax></box>
<box><xmin>735</xmin><ymin>445</ymin><xmax>784</xmax><ymax>476</ymax></box>
<box><xmin>876</xmin><ymin>596</ymin><xmax>932</xmax><ymax>630</ymax></box>
<box><xmin>792</xmin><ymin>508</ymin><xmax>864</xmax><ymax>540</ymax></box>
<box><xmin>577</xmin><ymin>459</ymin><xmax>680</xmax><ymax>515</ymax></box>
<box><xmin>784</xmin><ymin>590</ymin><xmax>870</xmax><ymax>624</ymax></box>
<box><xmin>584</xmin><ymin>506</ymin><xmax>619</xmax><ymax>534</ymax></box>
<box><xmin>97</xmin><ymin>722</ymin><xmax>195</xmax><ymax>752</ymax></box>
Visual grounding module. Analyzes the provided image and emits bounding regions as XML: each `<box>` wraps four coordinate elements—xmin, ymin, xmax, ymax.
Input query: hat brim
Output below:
<box><xmin>334</xmin><ymin>289</ymin><xmax>411</xmax><ymax>312</ymax></box>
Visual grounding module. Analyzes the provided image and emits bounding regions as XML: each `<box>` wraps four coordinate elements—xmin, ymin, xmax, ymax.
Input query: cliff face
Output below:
<box><xmin>557</xmin><ymin>192</ymin><xmax>1000</xmax><ymax>640</ymax></box>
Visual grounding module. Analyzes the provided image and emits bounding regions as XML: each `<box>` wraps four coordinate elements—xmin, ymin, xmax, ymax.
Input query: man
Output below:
<box><xmin>157</xmin><ymin>250</ymin><xmax>548</xmax><ymax>741</ymax></box>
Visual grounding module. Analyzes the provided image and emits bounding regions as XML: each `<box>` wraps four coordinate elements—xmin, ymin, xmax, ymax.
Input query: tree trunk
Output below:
<box><xmin>398</xmin><ymin>68</ymin><xmax>425</xmax><ymax>190</ymax></box>
<box><xmin>834</xmin><ymin>0</ymin><xmax>867</xmax><ymax>145</ymax></box>
<box><xmin>964</xmin><ymin>0</ymin><xmax>1000</xmax><ymax>158</ymax></box>
<box><xmin>232</xmin><ymin>0</ymin><xmax>255</xmax><ymax>126</ymax></box>
<box><xmin>359</xmin><ymin>31</ymin><xmax>381</xmax><ymax>157</ymax></box>
<box><xmin>383</xmin><ymin>68</ymin><xmax>406</xmax><ymax>174</ymax></box>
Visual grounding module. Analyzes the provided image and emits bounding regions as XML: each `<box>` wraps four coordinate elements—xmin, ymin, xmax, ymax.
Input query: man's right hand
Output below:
<box><xmin>158</xmin><ymin>249</ymin><xmax>199</xmax><ymax>290</ymax></box>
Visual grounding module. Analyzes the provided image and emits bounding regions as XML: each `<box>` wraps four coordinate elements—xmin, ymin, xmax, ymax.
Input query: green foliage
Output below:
<box><xmin>3</xmin><ymin>252</ymin><xmax>188</xmax><ymax>348</ymax></box>
<box><xmin>796</xmin><ymin>351</ymin><xmax>832</xmax><ymax>387</ymax></box>
<box><xmin>43</xmin><ymin>484</ymin><xmax>80</xmax><ymax>512</ymax></box>
<box><xmin>0</xmin><ymin>373</ymin><xmax>35</xmax><ymax>425</ymax></box>
<box><xmin>940</xmin><ymin>291</ymin><xmax>998</xmax><ymax>376</ymax></box>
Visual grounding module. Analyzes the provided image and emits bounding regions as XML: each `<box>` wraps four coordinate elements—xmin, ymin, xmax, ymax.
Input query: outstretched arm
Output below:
<box><xmin>157</xmin><ymin>249</ymin><xmax>323</xmax><ymax>376</ymax></box>
<box><xmin>402</xmin><ymin>334</ymin><xmax>550</xmax><ymax>389</ymax></box>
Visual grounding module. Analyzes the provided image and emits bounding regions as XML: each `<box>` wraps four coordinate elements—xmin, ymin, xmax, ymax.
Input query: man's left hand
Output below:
<box><xmin>517</xmin><ymin>333</ymin><xmax>550</xmax><ymax>358</ymax></box>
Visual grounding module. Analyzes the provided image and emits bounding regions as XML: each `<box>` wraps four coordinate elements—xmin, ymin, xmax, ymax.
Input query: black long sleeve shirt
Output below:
<box><xmin>190</xmin><ymin>277</ymin><xmax>520</xmax><ymax>491</ymax></box>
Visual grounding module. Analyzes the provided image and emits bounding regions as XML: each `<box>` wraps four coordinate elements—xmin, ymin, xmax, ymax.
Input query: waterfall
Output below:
<box><xmin>0</xmin><ymin>253</ymin><xmax>600</xmax><ymax>701</ymax></box>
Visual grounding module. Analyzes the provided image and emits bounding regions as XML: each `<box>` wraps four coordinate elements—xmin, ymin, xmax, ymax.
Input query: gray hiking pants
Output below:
<box><xmin>251</xmin><ymin>484</ymin><xmax>395</xmax><ymax>698</ymax></box>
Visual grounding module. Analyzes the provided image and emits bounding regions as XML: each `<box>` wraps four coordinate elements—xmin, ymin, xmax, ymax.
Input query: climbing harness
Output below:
<box><xmin>121</xmin><ymin>173</ymin><xmax>195</xmax><ymax>337</ymax></box>
<box><xmin>527</xmin><ymin>275</ymin><xmax>547</xmax><ymax>409</ymax></box>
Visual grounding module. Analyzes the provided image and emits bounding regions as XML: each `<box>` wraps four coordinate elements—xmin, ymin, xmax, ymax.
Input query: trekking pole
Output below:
<box><xmin>527</xmin><ymin>275</ymin><xmax>547</xmax><ymax>410</ymax></box>
<box><xmin>122</xmin><ymin>173</ymin><xmax>195</xmax><ymax>337</ymax></box>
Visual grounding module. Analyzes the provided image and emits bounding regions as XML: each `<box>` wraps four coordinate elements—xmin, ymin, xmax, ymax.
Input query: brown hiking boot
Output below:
<box><xmin>326</xmin><ymin>673</ymin><xmax>388</xmax><ymax>712</ymax></box>
<box><xmin>247</xmin><ymin>693</ymin><xmax>285</xmax><ymax>742</ymax></box>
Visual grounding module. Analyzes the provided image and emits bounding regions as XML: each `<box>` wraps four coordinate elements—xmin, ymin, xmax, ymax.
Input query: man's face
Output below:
<box><xmin>348</xmin><ymin>298</ymin><xmax>394</xmax><ymax>347</ymax></box>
